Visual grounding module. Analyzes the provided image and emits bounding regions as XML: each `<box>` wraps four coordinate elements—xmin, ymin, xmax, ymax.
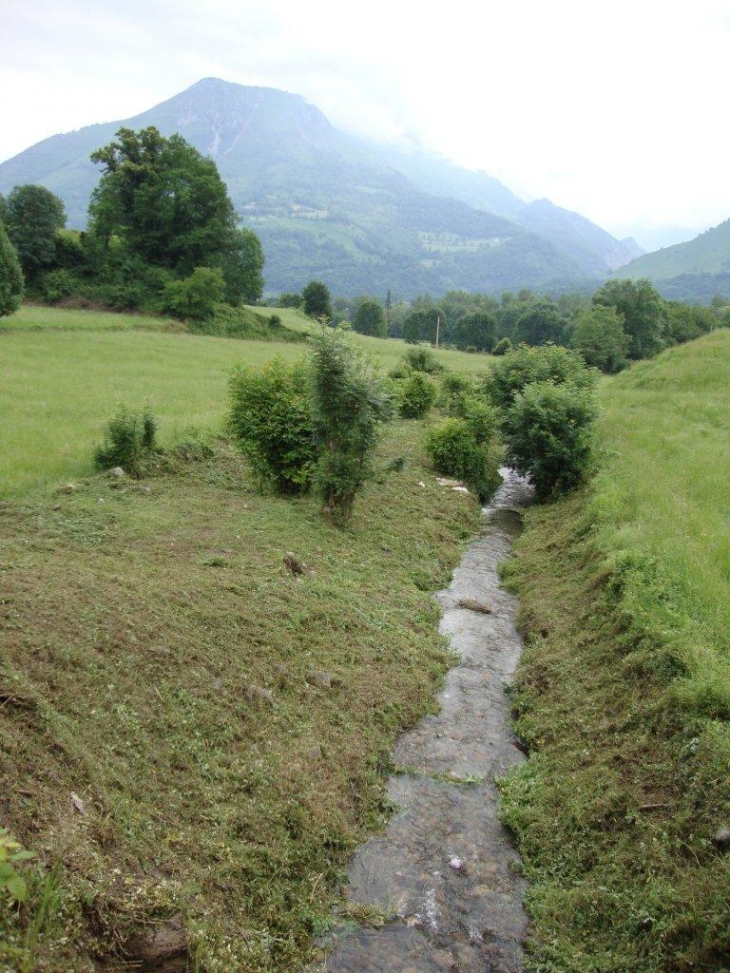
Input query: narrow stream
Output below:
<box><xmin>315</xmin><ymin>469</ymin><xmax>533</xmax><ymax>972</ymax></box>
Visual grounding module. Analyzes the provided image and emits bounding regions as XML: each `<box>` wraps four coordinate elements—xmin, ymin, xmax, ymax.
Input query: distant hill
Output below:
<box><xmin>615</xmin><ymin>219</ymin><xmax>730</xmax><ymax>280</ymax></box>
<box><xmin>0</xmin><ymin>78</ymin><xmax>632</xmax><ymax>297</ymax></box>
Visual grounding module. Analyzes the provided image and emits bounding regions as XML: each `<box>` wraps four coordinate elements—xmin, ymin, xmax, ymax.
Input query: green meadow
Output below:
<box><xmin>0</xmin><ymin>305</ymin><xmax>491</xmax><ymax>496</ymax></box>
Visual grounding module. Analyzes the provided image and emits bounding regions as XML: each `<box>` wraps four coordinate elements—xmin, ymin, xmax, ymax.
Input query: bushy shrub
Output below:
<box><xmin>438</xmin><ymin>373</ymin><xmax>474</xmax><ymax>416</ymax></box>
<box><xmin>425</xmin><ymin>419</ymin><xmax>494</xmax><ymax>501</ymax></box>
<box><xmin>309</xmin><ymin>327</ymin><xmax>393</xmax><ymax>520</ymax></box>
<box><xmin>464</xmin><ymin>399</ymin><xmax>498</xmax><ymax>445</ymax></box>
<box><xmin>492</xmin><ymin>337</ymin><xmax>513</xmax><ymax>356</ymax></box>
<box><xmin>0</xmin><ymin>221</ymin><xmax>23</xmax><ymax>317</ymax></box>
<box><xmin>485</xmin><ymin>343</ymin><xmax>596</xmax><ymax>412</ymax></box>
<box><xmin>39</xmin><ymin>269</ymin><xmax>76</xmax><ymax>304</ymax></box>
<box><xmin>403</xmin><ymin>347</ymin><xmax>445</xmax><ymax>374</ymax></box>
<box><xmin>502</xmin><ymin>380</ymin><xmax>597</xmax><ymax>499</ymax></box>
<box><xmin>160</xmin><ymin>267</ymin><xmax>225</xmax><ymax>322</ymax></box>
<box><xmin>399</xmin><ymin>372</ymin><xmax>437</xmax><ymax>418</ymax></box>
<box><xmin>94</xmin><ymin>405</ymin><xmax>158</xmax><ymax>475</ymax></box>
<box><xmin>228</xmin><ymin>359</ymin><xmax>317</xmax><ymax>494</ymax></box>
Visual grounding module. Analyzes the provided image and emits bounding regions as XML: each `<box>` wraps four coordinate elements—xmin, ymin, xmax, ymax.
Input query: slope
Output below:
<box><xmin>615</xmin><ymin>218</ymin><xmax>730</xmax><ymax>280</ymax></box>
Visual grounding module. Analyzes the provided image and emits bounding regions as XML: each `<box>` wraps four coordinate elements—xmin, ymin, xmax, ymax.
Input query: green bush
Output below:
<box><xmin>228</xmin><ymin>358</ymin><xmax>317</xmax><ymax>494</ymax></box>
<box><xmin>0</xmin><ymin>221</ymin><xmax>23</xmax><ymax>317</ymax></box>
<box><xmin>438</xmin><ymin>373</ymin><xmax>474</xmax><ymax>416</ymax></box>
<box><xmin>403</xmin><ymin>347</ymin><xmax>445</xmax><ymax>374</ymax></box>
<box><xmin>502</xmin><ymin>380</ymin><xmax>597</xmax><ymax>499</ymax></box>
<box><xmin>464</xmin><ymin>399</ymin><xmax>498</xmax><ymax>445</ymax></box>
<box><xmin>425</xmin><ymin>419</ymin><xmax>494</xmax><ymax>501</ymax></box>
<box><xmin>39</xmin><ymin>269</ymin><xmax>77</xmax><ymax>305</ymax></box>
<box><xmin>309</xmin><ymin>327</ymin><xmax>393</xmax><ymax>520</ymax></box>
<box><xmin>399</xmin><ymin>372</ymin><xmax>437</xmax><ymax>418</ymax></box>
<box><xmin>94</xmin><ymin>405</ymin><xmax>158</xmax><ymax>475</ymax></box>
<box><xmin>160</xmin><ymin>267</ymin><xmax>225</xmax><ymax>322</ymax></box>
<box><xmin>485</xmin><ymin>342</ymin><xmax>595</xmax><ymax>412</ymax></box>
<box><xmin>492</xmin><ymin>337</ymin><xmax>513</xmax><ymax>356</ymax></box>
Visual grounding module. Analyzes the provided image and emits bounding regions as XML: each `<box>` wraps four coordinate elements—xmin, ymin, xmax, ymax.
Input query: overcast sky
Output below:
<box><xmin>2</xmin><ymin>0</ymin><xmax>729</xmax><ymax>247</ymax></box>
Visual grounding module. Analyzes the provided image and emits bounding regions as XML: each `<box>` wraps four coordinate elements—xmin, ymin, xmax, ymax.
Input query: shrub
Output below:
<box><xmin>399</xmin><ymin>372</ymin><xmax>437</xmax><ymax>418</ymax></box>
<box><xmin>309</xmin><ymin>327</ymin><xmax>393</xmax><ymax>520</ymax></box>
<box><xmin>492</xmin><ymin>337</ymin><xmax>513</xmax><ymax>356</ymax></box>
<box><xmin>464</xmin><ymin>399</ymin><xmax>498</xmax><ymax>445</ymax></box>
<box><xmin>425</xmin><ymin>419</ymin><xmax>494</xmax><ymax>500</ymax></box>
<box><xmin>39</xmin><ymin>269</ymin><xmax>77</xmax><ymax>304</ymax></box>
<box><xmin>438</xmin><ymin>373</ymin><xmax>474</xmax><ymax>416</ymax></box>
<box><xmin>160</xmin><ymin>267</ymin><xmax>225</xmax><ymax>322</ymax></box>
<box><xmin>0</xmin><ymin>221</ymin><xmax>23</xmax><ymax>317</ymax></box>
<box><xmin>501</xmin><ymin>380</ymin><xmax>597</xmax><ymax>499</ymax></box>
<box><xmin>94</xmin><ymin>405</ymin><xmax>158</xmax><ymax>475</ymax></box>
<box><xmin>403</xmin><ymin>347</ymin><xmax>444</xmax><ymax>373</ymax></box>
<box><xmin>485</xmin><ymin>343</ymin><xmax>595</xmax><ymax>413</ymax></box>
<box><xmin>228</xmin><ymin>359</ymin><xmax>317</xmax><ymax>494</ymax></box>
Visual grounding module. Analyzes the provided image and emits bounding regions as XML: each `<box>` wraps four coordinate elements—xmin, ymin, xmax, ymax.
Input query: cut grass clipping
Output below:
<box><xmin>0</xmin><ymin>419</ymin><xmax>481</xmax><ymax>972</ymax></box>
<box><xmin>499</xmin><ymin>330</ymin><xmax>730</xmax><ymax>973</ymax></box>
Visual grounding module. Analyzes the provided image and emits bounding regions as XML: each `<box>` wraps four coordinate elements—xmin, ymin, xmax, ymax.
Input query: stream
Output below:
<box><xmin>314</xmin><ymin>469</ymin><xmax>533</xmax><ymax>972</ymax></box>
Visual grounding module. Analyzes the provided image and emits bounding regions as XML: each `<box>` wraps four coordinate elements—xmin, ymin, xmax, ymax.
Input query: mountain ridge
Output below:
<box><xmin>0</xmin><ymin>77</ymin><xmax>631</xmax><ymax>296</ymax></box>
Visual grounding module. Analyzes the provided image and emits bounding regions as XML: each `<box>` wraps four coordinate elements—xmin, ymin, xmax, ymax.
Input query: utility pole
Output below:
<box><xmin>435</xmin><ymin>314</ymin><xmax>440</xmax><ymax>348</ymax></box>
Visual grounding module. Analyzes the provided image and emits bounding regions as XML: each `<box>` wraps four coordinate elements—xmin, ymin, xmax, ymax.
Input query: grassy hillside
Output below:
<box><xmin>0</xmin><ymin>306</ymin><xmax>493</xmax><ymax>497</ymax></box>
<box><xmin>500</xmin><ymin>331</ymin><xmax>730</xmax><ymax>971</ymax></box>
<box><xmin>616</xmin><ymin>218</ymin><xmax>730</xmax><ymax>280</ymax></box>
<box><xmin>0</xmin><ymin>309</ymin><xmax>493</xmax><ymax>971</ymax></box>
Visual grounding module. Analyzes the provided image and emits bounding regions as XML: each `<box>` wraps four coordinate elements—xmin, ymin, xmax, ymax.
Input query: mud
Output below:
<box><xmin>314</xmin><ymin>470</ymin><xmax>532</xmax><ymax>972</ymax></box>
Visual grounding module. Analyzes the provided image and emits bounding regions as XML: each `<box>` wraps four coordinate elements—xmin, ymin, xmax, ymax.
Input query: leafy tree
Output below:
<box><xmin>302</xmin><ymin>280</ymin><xmax>332</xmax><ymax>320</ymax></box>
<box><xmin>402</xmin><ymin>307</ymin><xmax>441</xmax><ymax>344</ymax></box>
<box><xmin>89</xmin><ymin>127</ymin><xmax>238</xmax><ymax>276</ymax></box>
<box><xmin>571</xmin><ymin>305</ymin><xmax>629</xmax><ymax>373</ymax></box>
<box><xmin>513</xmin><ymin>302</ymin><xmax>569</xmax><ymax>346</ymax></box>
<box><xmin>492</xmin><ymin>337</ymin><xmax>513</xmax><ymax>356</ymax></box>
<box><xmin>2</xmin><ymin>185</ymin><xmax>66</xmax><ymax>281</ymax></box>
<box><xmin>502</xmin><ymin>381</ymin><xmax>597</xmax><ymax>499</ymax></box>
<box><xmin>451</xmin><ymin>310</ymin><xmax>497</xmax><ymax>351</ymax></box>
<box><xmin>0</xmin><ymin>221</ymin><xmax>23</xmax><ymax>316</ymax></box>
<box><xmin>219</xmin><ymin>228</ymin><xmax>264</xmax><ymax>306</ymax></box>
<box><xmin>229</xmin><ymin>359</ymin><xmax>317</xmax><ymax>495</ymax></box>
<box><xmin>309</xmin><ymin>327</ymin><xmax>392</xmax><ymax>520</ymax></box>
<box><xmin>592</xmin><ymin>278</ymin><xmax>667</xmax><ymax>360</ymax></box>
<box><xmin>277</xmin><ymin>292</ymin><xmax>303</xmax><ymax>308</ymax></box>
<box><xmin>398</xmin><ymin>373</ymin><xmax>437</xmax><ymax>418</ymax></box>
<box><xmin>665</xmin><ymin>301</ymin><xmax>715</xmax><ymax>345</ymax></box>
<box><xmin>353</xmin><ymin>298</ymin><xmax>386</xmax><ymax>337</ymax></box>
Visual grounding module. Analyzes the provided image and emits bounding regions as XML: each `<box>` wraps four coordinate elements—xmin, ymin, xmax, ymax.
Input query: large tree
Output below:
<box><xmin>0</xmin><ymin>220</ymin><xmax>24</xmax><ymax>316</ymax></box>
<box><xmin>353</xmin><ymin>298</ymin><xmax>386</xmax><ymax>337</ymax></box>
<box><xmin>2</xmin><ymin>185</ymin><xmax>66</xmax><ymax>281</ymax></box>
<box><xmin>302</xmin><ymin>280</ymin><xmax>332</xmax><ymax>320</ymax></box>
<box><xmin>592</xmin><ymin>278</ymin><xmax>667</xmax><ymax>360</ymax></box>
<box><xmin>88</xmin><ymin>127</ymin><xmax>238</xmax><ymax>277</ymax></box>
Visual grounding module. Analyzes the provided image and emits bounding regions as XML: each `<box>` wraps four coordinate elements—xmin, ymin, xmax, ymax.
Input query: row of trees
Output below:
<box><xmin>288</xmin><ymin>280</ymin><xmax>727</xmax><ymax>372</ymax></box>
<box><xmin>0</xmin><ymin>127</ymin><xmax>265</xmax><ymax>322</ymax></box>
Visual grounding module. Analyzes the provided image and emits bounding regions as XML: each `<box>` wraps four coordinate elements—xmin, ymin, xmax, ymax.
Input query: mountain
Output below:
<box><xmin>0</xmin><ymin>78</ymin><xmax>630</xmax><ymax>297</ymax></box>
<box><xmin>614</xmin><ymin>219</ymin><xmax>730</xmax><ymax>281</ymax></box>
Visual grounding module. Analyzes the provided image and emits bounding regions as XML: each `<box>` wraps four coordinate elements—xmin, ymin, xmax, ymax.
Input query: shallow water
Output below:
<box><xmin>314</xmin><ymin>470</ymin><xmax>532</xmax><ymax>972</ymax></box>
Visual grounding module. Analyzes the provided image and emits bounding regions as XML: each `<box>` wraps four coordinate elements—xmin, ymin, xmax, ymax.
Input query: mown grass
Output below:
<box><xmin>0</xmin><ymin>420</ymin><xmax>483</xmax><ymax>972</ymax></box>
<box><xmin>499</xmin><ymin>330</ymin><xmax>730</xmax><ymax>972</ymax></box>
<box><xmin>1</xmin><ymin>305</ymin><xmax>493</xmax><ymax>497</ymax></box>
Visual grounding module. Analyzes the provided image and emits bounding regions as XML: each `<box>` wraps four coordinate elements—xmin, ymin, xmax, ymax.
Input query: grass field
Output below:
<box><xmin>500</xmin><ymin>330</ymin><xmax>730</xmax><ymax>972</ymax></box>
<box><xmin>0</xmin><ymin>305</ymin><xmax>493</xmax><ymax>497</ymax></box>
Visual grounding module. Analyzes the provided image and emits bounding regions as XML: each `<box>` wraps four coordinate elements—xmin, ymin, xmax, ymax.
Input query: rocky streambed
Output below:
<box><xmin>314</xmin><ymin>469</ymin><xmax>533</xmax><ymax>972</ymax></box>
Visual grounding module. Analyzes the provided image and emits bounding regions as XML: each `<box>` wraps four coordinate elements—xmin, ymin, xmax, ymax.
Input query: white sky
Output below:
<box><xmin>2</xmin><ymin>0</ymin><xmax>729</xmax><ymax>245</ymax></box>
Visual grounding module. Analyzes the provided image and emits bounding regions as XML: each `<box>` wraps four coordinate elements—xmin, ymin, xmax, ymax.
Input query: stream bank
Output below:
<box><xmin>314</xmin><ymin>469</ymin><xmax>532</xmax><ymax>972</ymax></box>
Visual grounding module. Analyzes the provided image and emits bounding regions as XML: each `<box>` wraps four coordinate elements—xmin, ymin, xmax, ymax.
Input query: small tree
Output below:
<box><xmin>501</xmin><ymin>381</ymin><xmax>597</xmax><ymax>499</ymax></box>
<box><xmin>2</xmin><ymin>184</ymin><xmax>66</xmax><ymax>283</ymax></box>
<box><xmin>485</xmin><ymin>343</ymin><xmax>595</xmax><ymax>413</ymax></box>
<box><xmin>353</xmin><ymin>298</ymin><xmax>386</xmax><ymax>337</ymax></box>
<box><xmin>309</xmin><ymin>327</ymin><xmax>392</xmax><ymax>520</ymax></box>
<box><xmin>0</xmin><ymin>221</ymin><xmax>23</xmax><ymax>316</ymax></box>
<box><xmin>302</xmin><ymin>280</ymin><xmax>332</xmax><ymax>320</ymax></box>
<box><xmin>160</xmin><ymin>267</ymin><xmax>225</xmax><ymax>323</ymax></box>
<box><xmin>94</xmin><ymin>405</ymin><xmax>158</xmax><ymax>476</ymax></box>
<box><xmin>398</xmin><ymin>372</ymin><xmax>437</xmax><ymax>418</ymax></box>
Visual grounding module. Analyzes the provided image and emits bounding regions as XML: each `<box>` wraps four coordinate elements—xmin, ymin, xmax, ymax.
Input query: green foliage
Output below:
<box><xmin>571</xmin><ymin>304</ymin><xmax>630</xmax><ymax>373</ymax></box>
<box><xmin>492</xmin><ymin>336</ymin><xmax>513</xmax><ymax>356</ymax></box>
<box><xmin>353</xmin><ymin>298</ymin><xmax>386</xmax><ymax>337</ymax></box>
<box><xmin>0</xmin><ymin>828</ymin><xmax>35</xmax><ymax>904</ymax></box>
<box><xmin>450</xmin><ymin>310</ymin><xmax>497</xmax><ymax>351</ymax></box>
<box><xmin>485</xmin><ymin>342</ymin><xmax>595</xmax><ymax>413</ymax></box>
<box><xmin>0</xmin><ymin>220</ymin><xmax>23</xmax><ymax>316</ymax></box>
<box><xmin>309</xmin><ymin>327</ymin><xmax>393</xmax><ymax>520</ymax></box>
<box><xmin>2</xmin><ymin>184</ymin><xmax>66</xmax><ymax>281</ymax></box>
<box><xmin>425</xmin><ymin>418</ymin><xmax>495</xmax><ymax>500</ymax></box>
<box><xmin>277</xmin><ymin>292</ymin><xmax>303</xmax><ymax>308</ymax></box>
<box><xmin>219</xmin><ymin>227</ymin><xmax>265</xmax><ymax>306</ymax></box>
<box><xmin>593</xmin><ymin>278</ymin><xmax>667</xmax><ymax>360</ymax></box>
<box><xmin>665</xmin><ymin>301</ymin><xmax>716</xmax><ymax>345</ymax></box>
<box><xmin>438</xmin><ymin>372</ymin><xmax>474</xmax><ymax>416</ymax></box>
<box><xmin>398</xmin><ymin>372</ymin><xmax>437</xmax><ymax>418</ymax></box>
<box><xmin>229</xmin><ymin>358</ymin><xmax>316</xmax><ymax>494</ymax></box>
<box><xmin>39</xmin><ymin>269</ymin><xmax>77</xmax><ymax>305</ymax></box>
<box><xmin>513</xmin><ymin>301</ymin><xmax>569</xmax><ymax>346</ymax></box>
<box><xmin>501</xmin><ymin>380</ymin><xmax>598</xmax><ymax>498</ymax></box>
<box><xmin>160</xmin><ymin>267</ymin><xmax>226</xmax><ymax>322</ymax></box>
<box><xmin>402</xmin><ymin>346</ymin><xmax>445</xmax><ymax>373</ymax></box>
<box><xmin>302</xmin><ymin>280</ymin><xmax>332</xmax><ymax>320</ymax></box>
<box><xmin>402</xmin><ymin>307</ymin><xmax>441</xmax><ymax>344</ymax></box>
<box><xmin>94</xmin><ymin>405</ymin><xmax>158</xmax><ymax>475</ymax></box>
